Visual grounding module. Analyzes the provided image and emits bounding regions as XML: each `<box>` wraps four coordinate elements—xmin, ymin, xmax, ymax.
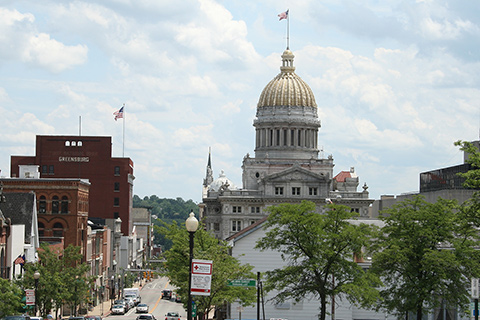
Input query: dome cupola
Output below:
<box><xmin>257</xmin><ymin>50</ymin><xmax>317</xmax><ymax>108</ymax></box>
<box><xmin>253</xmin><ymin>49</ymin><xmax>321</xmax><ymax>160</ymax></box>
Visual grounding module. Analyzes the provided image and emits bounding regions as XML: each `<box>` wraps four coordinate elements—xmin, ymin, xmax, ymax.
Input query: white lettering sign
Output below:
<box><xmin>59</xmin><ymin>156</ymin><xmax>90</xmax><ymax>162</ymax></box>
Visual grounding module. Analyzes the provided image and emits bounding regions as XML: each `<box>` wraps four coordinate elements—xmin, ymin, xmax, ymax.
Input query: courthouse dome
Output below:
<box><xmin>257</xmin><ymin>49</ymin><xmax>317</xmax><ymax>108</ymax></box>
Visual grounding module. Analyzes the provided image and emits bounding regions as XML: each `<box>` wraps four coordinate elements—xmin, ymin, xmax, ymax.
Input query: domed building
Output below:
<box><xmin>201</xmin><ymin>49</ymin><xmax>373</xmax><ymax>240</ymax></box>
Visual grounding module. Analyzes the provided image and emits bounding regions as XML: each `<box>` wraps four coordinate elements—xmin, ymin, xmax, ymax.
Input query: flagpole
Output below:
<box><xmin>122</xmin><ymin>103</ymin><xmax>125</xmax><ymax>157</ymax></box>
<box><xmin>287</xmin><ymin>9</ymin><xmax>290</xmax><ymax>49</ymax></box>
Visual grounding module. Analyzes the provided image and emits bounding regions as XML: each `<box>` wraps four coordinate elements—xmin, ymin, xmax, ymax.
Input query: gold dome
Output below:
<box><xmin>257</xmin><ymin>50</ymin><xmax>317</xmax><ymax>108</ymax></box>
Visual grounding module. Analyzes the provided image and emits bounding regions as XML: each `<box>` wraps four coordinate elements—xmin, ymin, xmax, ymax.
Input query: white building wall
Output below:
<box><xmin>8</xmin><ymin>224</ymin><xmax>25</xmax><ymax>279</ymax></box>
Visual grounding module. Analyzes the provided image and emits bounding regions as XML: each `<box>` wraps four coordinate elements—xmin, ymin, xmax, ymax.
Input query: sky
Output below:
<box><xmin>1</xmin><ymin>0</ymin><xmax>480</xmax><ymax>203</ymax></box>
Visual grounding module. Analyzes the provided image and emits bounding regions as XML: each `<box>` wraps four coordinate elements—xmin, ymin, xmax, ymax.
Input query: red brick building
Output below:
<box><xmin>10</xmin><ymin>135</ymin><xmax>134</xmax><ymax>235</ymax></box>
<box><xmin>0</xmin><ymin>177</ymin><xmax>90</xmax><ymax>258</ymax></box>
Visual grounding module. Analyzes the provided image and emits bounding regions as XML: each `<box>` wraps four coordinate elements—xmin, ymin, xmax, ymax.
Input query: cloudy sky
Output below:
<box><xmin>1</xmin><ymin>0</ymin><xmax>479</xmax><ymax>202</ymax></box>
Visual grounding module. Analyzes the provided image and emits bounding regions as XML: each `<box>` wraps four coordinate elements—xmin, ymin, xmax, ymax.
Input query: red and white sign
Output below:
<box><xmin>25</xmin><ymin>289</ymin><xmax>35</xmax><ymax>305</ymax></box>
<box><xmin>191</xmin><ymin>259</ymin><xmax>212</xmax><ymax>296</ymax></box>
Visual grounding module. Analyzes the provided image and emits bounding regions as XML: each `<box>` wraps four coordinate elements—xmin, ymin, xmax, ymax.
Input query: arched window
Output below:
<box><xmin>53</xmin><ymin>222</ymin><xmax>64</xmax><ymax>237</ymax></box>
<box><xmin>39</xmin><ymin>196</ymin><xmax>46</xmax><ymax>213</ymax></box>
<box><xmin>52</xmin><ymin>196</ymin><xmax>59</xmax><ymax>214</ymax></box>
<box><xmin>38</xmin><ymin>222</ymin><xmax>45</xmax><ymax>237</ymax></box>
<box><xmin>65</xmin><ymin>141</ymin><xmax>70</xmax><ymax>146</ymax></box>
<box><xmin>61</xmin><ymin>196</ymin><xmax>69</xmax><ymax>214</ymax></box>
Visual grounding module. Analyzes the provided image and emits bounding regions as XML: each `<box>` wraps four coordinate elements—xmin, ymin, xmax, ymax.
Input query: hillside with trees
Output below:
<box><xmin>132</xmin><ymin>195</ymin><xmax>198</xmax><ymax>250</ymax></box>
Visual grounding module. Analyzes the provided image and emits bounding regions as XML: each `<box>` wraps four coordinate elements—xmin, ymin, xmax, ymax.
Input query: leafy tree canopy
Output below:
<box><xmin>158</xmin><ymin>220</ymin><xmax>256</xmax><ymax>318</ymax></box>
<box><xmin>255</xmin><ymin>200</ymin><xmax>380</xmax><ymax>320</ymax></box>
<box><xmin>0</xmin><ymin>277</ymin><xmax>23</xmax><ymax>316</ymax></box>
<box><xmin>371</xmin><ymin>195</ymin><xmax>480</xmax><ymax>320</ymax></box>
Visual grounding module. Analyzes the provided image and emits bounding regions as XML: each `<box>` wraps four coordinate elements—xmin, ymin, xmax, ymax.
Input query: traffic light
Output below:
<box><xmin>143</xmin><ymin>271</ymin><xmax>146</xmax><ymax>279</ymax></box>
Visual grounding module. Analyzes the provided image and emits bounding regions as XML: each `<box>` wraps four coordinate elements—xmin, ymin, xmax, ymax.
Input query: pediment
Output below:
<box><xmin>263</xmin><ymin>165</ymin><xmax>328</xmax><ymax>183</ymax></box>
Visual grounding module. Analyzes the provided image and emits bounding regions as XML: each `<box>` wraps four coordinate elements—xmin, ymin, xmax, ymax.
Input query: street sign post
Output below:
<box><xmin>227</xmin><ymin>279</ymin><xmax>256</xmax><ymax>287</ymax></box>
<box><xmin>191</xmin><ymin>259</ymin><xmax>212</xmax><ymax>296</ymax></box>
<box><xmin>25</xmin><ymin>289</ymin><xmax>35</xmax><ymax>306</ymax></box>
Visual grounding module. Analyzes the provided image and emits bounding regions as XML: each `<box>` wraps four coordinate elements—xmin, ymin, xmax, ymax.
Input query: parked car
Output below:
<box><xmin>174</xmin><ymin>294</ymin><xmax>181</xmax><ymax>303</ymax></box>
<box><xmin>4</xmin><ymin>316</ymin><xmax>31</xmax><ymax>320</ymax></box>
<box><xmin>111</xmin><ymin>304</ymin><xmax>126</xmax><ymax>315</ymax></box>
<box><xmin>161</xmin><ymin>289</ymin><xmax>172</xmax><ymax>300</ymax></box>
<box><xmin>165</xmin><ymin>312</ymin><xmax>180</xmax><ymax>320</ymax></box>
<box><xmin>30</xmin><ymin>317</ymin><xmax>43</xmax><ymax>320</ymax></box>
<box><xmin>85</xmin><ymin>317</ymin><xmax>101</xmax><ymax>320</ymax></box>
<box><xmin>136</xmin><ymin>314</ymin><xmax>156</xmax><ymax>320</ymax></box>
<box><xmin>125</xmin><ymin>293</ymin><xmax>139</xmax><ymax>305</ymax></box>
<box><xmin>136</xmin><ymin>303</ymin><xmax>149</xmax><ymax>313</ymax></box>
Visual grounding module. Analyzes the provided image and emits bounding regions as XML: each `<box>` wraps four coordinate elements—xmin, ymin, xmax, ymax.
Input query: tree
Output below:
<box><xmin>0</xmin><ymin>277</ymin><xmax>23</xmax><ymax>316</ymax></box>
<box><xmin>371</xmin><ymin>195</ymin><xmax>480</xmax><ymax>320</ymax></box>
<box><xmin>159</xmin><ymin>221</ymin><xmax>257</xmax><ymax>319</ymax></box>
<box><xmin>21</xmin><ymin>244</ymin><xmax>91</xmax><ymax>317</ymax></box>
<box><xmin>455</xmin><ymin>140</ymin><xmax>480</xmax><ymax>188</ymax></box>
<box><xmin>255</xmin><ymin>201</ymin><xmax>380</xmax><ymax>320</ymax></box>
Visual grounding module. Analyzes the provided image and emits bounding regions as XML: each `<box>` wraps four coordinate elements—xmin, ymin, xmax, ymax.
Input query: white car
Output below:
<box><xmin>136</xmin><ymin>303</ymin><xmax>149</xmax><ymax>313</ymax></box>
<box><xmin>111</xmin><ymin>304</ymin><xmax>126</xmax><ymax>315</ymax></box>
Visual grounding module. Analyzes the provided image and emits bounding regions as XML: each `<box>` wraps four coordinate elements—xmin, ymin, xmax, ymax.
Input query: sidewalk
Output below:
<box><xmin>88</xmin><ymin>280</ymin><xmax>145</xmax><ymax>318</ymax></box>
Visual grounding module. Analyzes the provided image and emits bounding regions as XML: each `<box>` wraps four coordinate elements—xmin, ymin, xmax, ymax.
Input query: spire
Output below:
<box><xmin>203</xmin><ymin>148</ymin><xmax>213</xmax><ymax>187</ymax></box>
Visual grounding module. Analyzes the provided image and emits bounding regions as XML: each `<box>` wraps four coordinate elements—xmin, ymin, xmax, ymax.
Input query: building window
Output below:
<box><xmin>250</xmin><ymin>206</ymin><xmax>260</xmax><ymax>214</ymax></box>
<box><xmin>114</xmin><ymin>212</ymin><xmax>120</xmax><ymax>219</ymax></box>
<box><xmin>275</xmin><ymin>187</ymin><xmax>284</xmax><ymax>195</ymax></box>
<box><xmin>49</xmin><ymin>165</ymin><xmax>54</xmax><ymax>175</ymax></box>
<box><xmin>38</xmin><ymin>222</ymin><xmax>45</xmax><ymax>237</ymax></box>
<box><xmin>309</xmin><ymin>187</ymin><xmax>318</xmax><ymax>196</ymax></box>
<box><xmin>78</xmin><ymin>141</ymin><xmax>83</xmax><ymax>147</ymax></box>
<box><xmin>71</xmin><ymin>141</ymin><xmax>76</xmax><ymax>146</ymax></box>
<box><xmin>61</xmin><ymin>196</ymin><xmax>69</xmax><ymax>214</ymax></box>
<box><xmin>114</xmin><ymin>197</ymin><xmax>120</xmax><ymax>207</ymax></box>
<box><xmin>214</xmin><ymin>223</ymin><xmax>220</xmax><ymax>231</ymax></box>
<box><xmin>41</xmin><ymin>165</ymin><xmax>48</xmax><ymax>174</ymax></box>
<box><xmin>351</xmin><ymin>208</ymin><xmax>360</xmax><ymax>213</ymax></box>
<box><xmin>233</xmin><ymin>206</ymin><xmax>242</xmax><ymax>213</ymax></box>
<box><xmin>114</xmin><ymin>182</ymin><xmax>120</xmax><ymax>192</ymax></box>
<box><xmin>65</xmin><ymin>141</ymin><xmax>70</xmax><ymax>147</ymax></box>
<box><xmin>39</xmin><ymin>196</ymin><xmax>46</xmax><ymax>213</ymax></box>
<box><xmin>114</xmin><ymin>166</ymin><xmax>120</xmax><ymax>175</ymax></box>
<box><xmin>52</xmin><ymin>196</ymin><xmax>59</xmax><ymax>214</ymax></box>
<box><xmin>232</xmin><ymin>220</ymin><xmax>242</xmax><ymax>232</ymax></box>
<box><xmin>53</xmin><ymin>222</ymin><xmax>64</xmax><ymax>237</ymax></box>
<box><xmin>292</xmin><ymin>187</ymin><xmax>301</xmax><ymax>195</ymax></box>
<box><xmin>250</xmin><ymin>220</ymin><xmax>256</xmax><ymax>225</ymax></box>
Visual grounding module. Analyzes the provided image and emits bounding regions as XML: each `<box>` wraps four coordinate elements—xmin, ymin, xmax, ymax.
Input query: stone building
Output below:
<box><xmin>200</xmin><ymin>49</ymin><xmax>373</xmax><ymax>240</ymax></box>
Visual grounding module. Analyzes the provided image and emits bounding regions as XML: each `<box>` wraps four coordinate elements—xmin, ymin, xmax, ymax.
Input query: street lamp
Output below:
<box><xmin>34</xmin><ymin>271</ymin><xmax>40</xmax><ymax>316</ymax></box>
<box><xmin>186</xmin><ymin>210</ymin><xmax>198</xmax><ymax>320</ymax></box>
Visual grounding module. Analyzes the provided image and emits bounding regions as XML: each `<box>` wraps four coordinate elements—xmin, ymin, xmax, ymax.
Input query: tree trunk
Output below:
<box><xmin>319</xmin><ymin>292</ymin><xmax>327</xmax><ymax>320</ymax></box>
<box><xmin>416</xmin><ymin>303</ymin><xmax>423</xmax><ymax>320</ymax></box>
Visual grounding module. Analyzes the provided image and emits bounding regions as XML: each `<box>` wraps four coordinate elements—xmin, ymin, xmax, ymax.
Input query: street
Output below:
<box><xmin>109</xmin><ymin>277</ymin><xmax>185</xmax><ymax>320</ymax></box>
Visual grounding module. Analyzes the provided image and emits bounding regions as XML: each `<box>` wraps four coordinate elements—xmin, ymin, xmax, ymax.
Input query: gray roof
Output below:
<box><xmin>0</xmin><ymin>192</ymin><xmax>36</xmax><ymax>244</ymax></box>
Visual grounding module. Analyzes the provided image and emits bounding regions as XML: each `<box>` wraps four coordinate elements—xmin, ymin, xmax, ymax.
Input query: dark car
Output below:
<box><xmin>161</xmin><ymin>289</ymin><xmax>172</xmax><ymax>300</ymax></box>
<box><xmin>136</xmin><ymin>314</ymin><xmax>156</xmax><ymax>320</ymax></box>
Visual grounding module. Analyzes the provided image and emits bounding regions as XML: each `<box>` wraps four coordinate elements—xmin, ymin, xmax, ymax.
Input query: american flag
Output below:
<box><xmin>278</xmin><ymin>9</ymin><xmax>289</xmax><ymax>21</ymax></box>
<box><xmin>14</xmin><ymin>254</ymin><xmax>25</xmax><ymax>265</ymax></box>
<box><xmin>113</xmin><ymin>106</ymin><xmax>124</xmax><ymax>121</ymax></box>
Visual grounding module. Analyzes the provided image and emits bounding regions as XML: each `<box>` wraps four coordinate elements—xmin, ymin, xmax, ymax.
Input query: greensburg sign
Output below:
<box><xmin>227</xmin><ymin>279</ymin><xmax>256</xmax><ymax>287</ymax></box>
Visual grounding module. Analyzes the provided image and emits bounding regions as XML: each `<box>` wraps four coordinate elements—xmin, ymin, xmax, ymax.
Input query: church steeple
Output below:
<box><xmin>203</xmin><ymin>148</ymin><xmax>213</xmax><ymax>188</ymax></box>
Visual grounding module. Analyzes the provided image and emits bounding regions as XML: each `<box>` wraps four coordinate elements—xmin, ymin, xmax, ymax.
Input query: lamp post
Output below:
<box><xmin>34</xmin><ymin>271</ymin><xmax>40</xmax><ymax>316</ymax></box>
<box><xmin>186</xmin><ymin>210</ymin><xmax>199</xmax><ymax>320</ymax></box>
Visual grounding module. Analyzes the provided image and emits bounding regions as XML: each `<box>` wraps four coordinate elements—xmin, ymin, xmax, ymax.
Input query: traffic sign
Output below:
<box><xmin>191</xmin><ymin>259</ymin><xmax>212</xmax><ymax>296</ymax></box>
<box><xmin>227</xmin><ymin>279</ymin><xmax>256</xmax><ymax>287</ymax></box>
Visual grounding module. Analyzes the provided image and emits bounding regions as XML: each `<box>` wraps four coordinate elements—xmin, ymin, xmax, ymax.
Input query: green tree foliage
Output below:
<box><xmin>21</xmin><ymin>244</ymin><xmax>91</xmax><ymax>318</ymax></box>
<box><xmin>455</xmin><ymin>140</ymin><xmax>480</xmax><ymax>188</ymax></box>
<box><xmin>0</xmin><ymin>277</ymin><xmax>23</xmax><ymax>316</ymax></box>
<box><xmin>255</xmin><ymin>201</ymin><xmax>380</xmax><ymax>320</ymax></box>
<box><xmin>133</xmin><ymin>195</ymin><xmax>198</xmax><ymax>250</ymax></box>
<box><xmin>159</xmin><ymin>220</ymin><xmax>256</xmax><ymax>318</ymax></box>
<box><xmin>371</xmin><ymin>195</ymin><xmax>480</xmax><ymax>320</ymax></box>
